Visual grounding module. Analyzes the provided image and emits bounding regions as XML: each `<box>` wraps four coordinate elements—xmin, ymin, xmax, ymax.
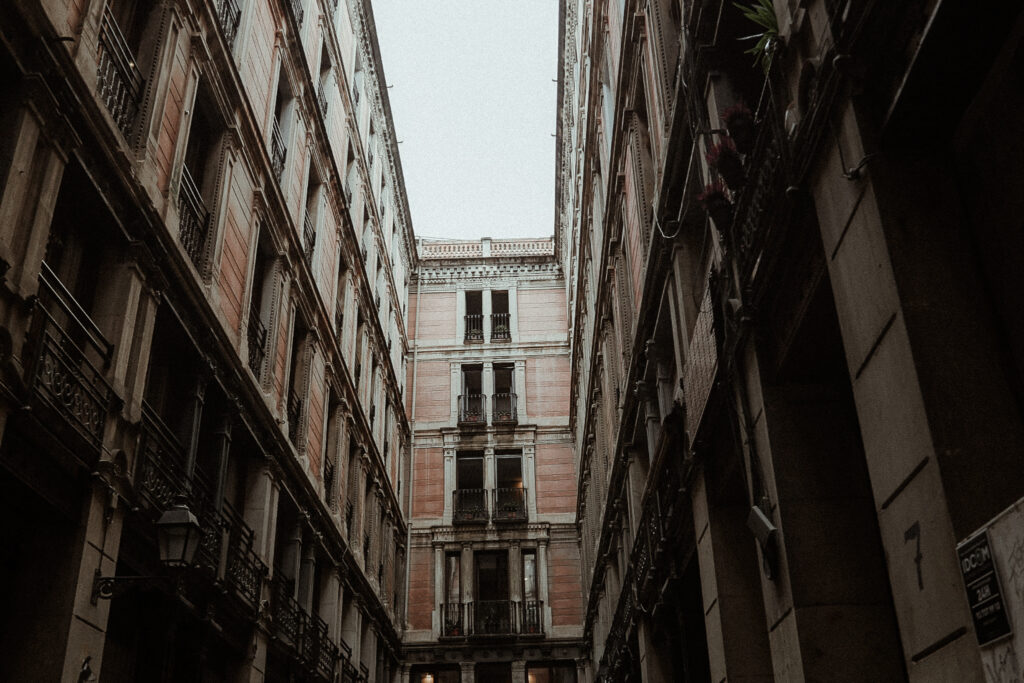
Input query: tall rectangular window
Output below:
<box><xmin>490</xmin><ymin>290</ymin><xmax>510</xmax><ymax>340</ymax></box>
<box><xmin>453</xmin><ymin>451</ymin><xmax>486</xmax><ymax>523</ymax></box>
<box><xmin>464</xmin><ymin>290</ymin><xmax>483</xmax><ymax>342</ymax></box>
<box><xmin>493</xmin><ymin>363</ymin><xmax>516</xmax><ymax>423</ymax></box>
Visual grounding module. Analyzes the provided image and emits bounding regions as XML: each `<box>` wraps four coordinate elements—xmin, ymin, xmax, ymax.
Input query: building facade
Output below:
<box><xmin>0</xmin><ymin>0</ymin><xmax>414</xmax><ymax>680</ymax></box>
<box><xmin>402</xmin><ymin>237</ymin><xmax>586</xmax><ymax>683</ymax></box>
<box><xmin>558</xmin><ymin>0</ymin><xmax>1024</xmax><ymax>682</ymax></box>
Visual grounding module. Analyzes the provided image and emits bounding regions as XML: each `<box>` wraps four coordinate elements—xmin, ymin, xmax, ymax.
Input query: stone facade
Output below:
<box><xmin>0</xmin><ymin>0</ymin><xmax>412</xmax><ymax>680</ymax></box>
<box><xmin>558</xmin><ymin>0</ymin><xmax>1024</xmax><ymax>682</ymax></box>
<box><xmin>403</xmin><ymin>237</ymin><xmax>586</xmax><ymax>683</ymax></box>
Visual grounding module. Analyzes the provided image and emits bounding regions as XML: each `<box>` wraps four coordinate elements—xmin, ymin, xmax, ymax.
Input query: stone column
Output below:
<box><xmin>514</xmin><ymin>360</ymin><xmax>527</xmax><ymax>423</ymax></box>
<box><xmin>400</xmin><ymin>663</ymin><xmax>412</xmax><ymax>683</ymax></box>
<box><xmin>510</xmin><ymin>660</ymin><xmax>526</xmax><ymax>683</ymax></box>
<box><xmin>508</xmin><ymin>286</ymin><xmax>519</xmax><ymax>343</ymax></box>
<box><xmin>319</xmin><ymin>565</ymin><xmax>341</xmax><ymax>640</ymax></box>
<box><xmin>461</xmin><ymin>542</ymin><xmax>474</xmax><ymax>607</ymax></box>
<box><xmin>432</xmin><ymin>543</ymin><xmax>444</xmax><ymax>640</ymax></box>
<box><xmin>443</xmin><ymin>446</ymin><xmax>456</xmax><ymax>522</ymax></box>
<box><xmin>460</xmin><ymin>661</ymin><xmax>475</xmax><ymax>683</ymax></box>
<box><xmin>244</xmin><ymin>464</ymin><xmax>280</xmax><ymax>564</ymax></box>
<box><xmin>637</xmin><ymin>615</ymin><xmax>674</xmax><ymax>683</ymax></box>
<box><xmin>523</xmin><ymin>444</ymin><xmax>537</xmax><ymax>518</ymax></box>
<box><xmin>483</xmin><ymin>446</ymin><xmax>495</xmax><ymax>507</ymax></box>
<box><xmin>576</xmin><ymin>658</ymin><xmax>589</xmax><ymax>683</ymax></box>
<box><xmin>537</xmin><ymin>539</ymin><xmax>550</xmax><ymax>632</ymax></box>
<box><xmin>299</xmin><ymin>538</ymin><xmax>316</xmax><ymax>612</ymax></box>
<box><xmin>482</xmin><ymin>362</ymin><xmax>494</xmax><ymax>423</ymax></box>
<box><xmin>482</xmin><ymin>287</ymin><xmax>492</xmax><ymax>341</ymax></box>
<box><xmin>353</xmin><ymin>451</ymin><xmax>369</xmax><ymax>561</ymax></box>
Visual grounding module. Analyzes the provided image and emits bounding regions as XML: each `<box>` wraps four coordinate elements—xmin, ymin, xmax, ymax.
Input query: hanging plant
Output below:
<box><xmin>721</xmin><ymin>101</ymin><xmax>756</xmax><ymax>154</ymax></box>
<box><xmin>706</xmin><ymin>137</ymin><xmax>746</xmax><ymax>190</ymax></box>
<box><xmin>734</xmin><ymin>0</ymin><xmax>779</xmax><ymax>75</ymax></box>
<box><xmin>697</xmin><ymin>181</ymin><xmax>733</xmax><ymax>229</ymax></box>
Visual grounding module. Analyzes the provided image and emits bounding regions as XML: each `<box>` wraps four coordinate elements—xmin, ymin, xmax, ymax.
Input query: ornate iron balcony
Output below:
<box><xmin>452</xmin><ymin>488</ymin><xmax>488</xmax><ymax>524</ymax></box>
<box><xmin>213</xmin><ymin>0</ymin><xmax>241</xmax><ymax>48</ymax></box>
<box><xmin>318</xmin><ymin>88</ymin><xmax>329</xmax><ymax>118</ymax></box>
<box><xmin>247</xmin><ymin>313</ymin><xmax>267</xmax><ymax>376</ymax></box>
<box><xmin>27</xmin><ymin>264</ymin><xmax>116</xmax><ymax>457</ymax></box>
<box><xmin>458</xmin><ymin>393</ymin><xmax>485</xmax><ymax>425</ymax></box>
<box><xmin>303</xmin><ymin>211</ymin><xmax>317</xmax><ymax>265</ymax></box>
<box><xmin>493</xmin><ymin>487</ymin><xmax>527</xmax><ymax>523</ymax></box>
<box><xmin>97</xmin><ymin>4</ymin><xmax>143</xmax><ymax>140</ymax></box>
<box><xmin>464</xmin><ymin>314</ymin><xmax>483</xmax><ymax>342</ymax></box>
<box><xmin>271</xmin><ymin>118</ymin><xmax>287</xmax><ymax>181</ymax></box>
<box><xmin>135</xmin><ymin>403</ymin><xmax>189</xmax><ymax>513</ymax></box>
<box><xmin>222</xmin><ymin>502</ymin><xmax>266</xmax><ymax>609</ymax></box>
<box><xmin>271</xmin><ymin>574</ymin><xmax>308</xmax><ymax>651</ymax></box>
<box><xmin>441</xmin><ymin>601</ymin><xmax>465</xmax><ymax>637</ymax></box>
<box><xmin>492</xmin><ymin>392</ymin><xmax>517</xmax><ymax>424</ymax></box>
<box><xmin>490</xmin><ymin>312</ymin><xmax>510</xmax><ymax>340</ymax></box>
<box><xmin>288</xmin><ymin>0</ymin><xmax>304</xmax><ymax>26</ymax></box>
<box><xmin>521</xmin><ymin>599</ymin><xmax>544</xmax><ymax>635</ymax></box>
<box><xmin>470</xmin><ymin>600</ymin><xmax>513</xmax><ymax>635</ymax></box>
<box><xmin>178</xmin><ymin>164</ymin><xmax>210</xmax><ymax>270</ymax></box>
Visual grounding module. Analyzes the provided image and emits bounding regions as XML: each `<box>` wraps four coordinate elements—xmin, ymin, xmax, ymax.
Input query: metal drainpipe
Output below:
<box><xmin>403</xmin><ymin>270</ymin><xmax>422</xmax><ymax>627</ymax></box>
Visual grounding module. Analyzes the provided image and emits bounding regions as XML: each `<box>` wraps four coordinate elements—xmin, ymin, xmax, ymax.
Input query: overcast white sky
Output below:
<box><xmin>371</xmin><ymin>1</ymin><xmax>559</xmax><ymax>240</ymax></box>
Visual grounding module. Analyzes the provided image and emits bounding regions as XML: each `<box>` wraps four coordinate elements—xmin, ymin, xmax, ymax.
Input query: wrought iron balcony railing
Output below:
<box><xmin>452</xmin><ymin>488</ymin><xmax>488</xmax><ymax>524</ymax></box>
<box><xmin>135</xmin><ymin>402</ymin><xmax>188</xmax><ymax>513</ymax></box>
<box><xmin>458</xmin><ymin>393</ymin><xmax>485</xmax><ymax>424</ymax></box>
<box><xmin>97</xmin><ymin>4</ymin><xmax>143</xmax><ymax>140</ymax></box>
<box><xmin>271</xmin><ymin>118</ymin><xmax>286</xmax><ymax>180</ymax></box>
<box><xmin>318</xmin><ymin>88</ymin><xmax>329</xmax><ymax>118</ymax></box>
<box><xmin>213</xmin><ymin>0</ymin><xmax>242</xmax><ymax>48</ymax></box>
<box><xmin>441</xmin><ymin>601</ymin><xmax>465</xmax><ymax>637</ymax></box>
<box><xmin>178</xmin><ymin>164</ymin><xmax>210</xmax><ymax>270</ymax></box>
<box><xmin>464</xmin><ymin>314</ymin><xmax>483</xmax><ymax>342</ymax></box>
<box><xmin>247</xmin><ymin>313</ymin><xmax>267</xmax><ymax>376</ymax></box>
<box><xmin>490</xmin><ymin>312</ymin><xmax>510</xmax><ymax>340</ymax></box>
<box><xmin>492</xmin><ymin>392</ymin><xmax>517</xmax><ymax>424</ymax></box>
<box><xmin>303</xmin><ymin>211</ymin><xmax>317</xmax><ymax>265</ymax></box>
<box><xmin>287</xmin><ymin>387</ymin><xmax>301</xmax><ymax>444</ymax></box>
<box><xmin>468</xmin><ymin>600</ymin><xmax>517</xmax><ymax>636</ymax></box>
<box><xmin>520</xmin><ymin>599</ymin><xmax>543</xmax><ymax>635</ymax></box>
<box><xmin>288</xmin><ymin>0</ymin><xmax>304</xmax><ymax>26</ymax></box>
<box><xmin>493</xmin><ymin>487</ymin><xmax>527</xmax><ymax>523</ymax></box>
<box><xmin>27</xmin><ymin>263</ymin><xmax>116</xmax><ymax>456</ymax></box>
<box><xmin>271</xmin><ymin>574</ymin><xmax>307</xmax><ymax>650</ymax></box>
<box><xmin>221</xmin><ymin>502</ymin><xmax>266</xmax><ymax>609</ymax></box>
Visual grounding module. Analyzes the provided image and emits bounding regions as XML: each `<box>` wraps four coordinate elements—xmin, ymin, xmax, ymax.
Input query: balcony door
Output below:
<box><xmin>460</xmin><ymin>365</ymin><xmax>483</xmax><ymax>423</ymax></box>
<box><xmin>475</xmin><ymin>552</ymin><xmax>510</xmax><ymax>633</ymax></box>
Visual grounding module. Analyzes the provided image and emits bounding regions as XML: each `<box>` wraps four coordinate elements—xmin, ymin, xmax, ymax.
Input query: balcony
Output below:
<box><xmin>26</xmin><ymin>264</ymin><xmax>116</xmax><ymax>458</ymax></box>
<box><xmin>303</xmin><ymin>211</ymin><xmax>317</xmax><ymax>265</ymax></box>
<box><xmin>288</xmin><ymin>0</ymin><xmax>304</xmax><ymax>26</ymax></box>
<box><xmin>178</xmin><ymin>164</ymin><xmax>210</xmax><ymax>270</ymax></box>
<box><xmin>464</xmin><ymin>314</ymin><xmax>483</xmax><ymax>342</ymax></box>
<box><xmin>452</xmin><ymin>488</ymin><xmax>488</xmax><ymax>524</ymax></box>
<box><xmin>492</xmin><ymin>393</ymin><xmax>517</xmax><ymax>425</ymax></box>
<box><xmin>493</xmin><ymin>487</ymin><xmax>527</xmax><ymax>523</ymax></box>
<box><xmin>458</xmin><ymin>393</ymin><xmax>485</xmax><ymax>426</ymax></box>
<box><xmin>271</xmin><ymin>118</ymin><xmax>286</xmax><ymax>181</ymax></box>
<box><xmin>221</xmin><ymin>503</ymin><xmax>267</xmax><ymax>610</ymax></box>
<box><xmin>97</xmin><ymin>4</ymin><xmax>143</xmax><ymax>140</ymax></box>
<box><xmin>490</xmin><ymin>312</ymin><xmax>511</xmax><ymax>341</ymax></box>
<box><xmin>318</xmin><ymin>88</ymin><xmax>329</xmax><ymax>118</ymax></box>
<box><xmin>441</xmin><ymin>601</ymin><xmax>465</xmax><ymax>637</ymax></box>
<box><xmin>271</xmin><ymin>574</ymin><xmax>307</xmax><ymax>651</ymax></box>
<box><xmin>213</xmin><ymin>0</ymin><xmax>242</xmax><ymax>48</ymax></box>
<box><xmin>247</xmin><ymin>313</ymin><xmax>267</xmax><ymax>376</ymax></box>
<box><xmin>466</xmin><ymin>600</ymin><xmax>544</xmax><ymax>636</ymax></box>
<box><xmin>135</xmin><ymin>403</ymin><xmax>188</xmax><ymax>513</ymax></box>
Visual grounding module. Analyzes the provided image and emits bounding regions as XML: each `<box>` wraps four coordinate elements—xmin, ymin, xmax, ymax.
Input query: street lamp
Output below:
<box><xmin>155</xmin><ymin>497</ymin><xmax>202</xmax><ymax>568</ymax></box>
<box><xmin>91</xmin><ymin>496</ymin><xmax>202</xmax><ymax>603</ymax></box>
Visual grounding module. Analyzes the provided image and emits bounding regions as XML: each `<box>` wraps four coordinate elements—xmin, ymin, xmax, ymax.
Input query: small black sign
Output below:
<box><xmin>957</xmin><ymin>530</ymin><xmax>1012</xmax><ymax>646</ymax></box>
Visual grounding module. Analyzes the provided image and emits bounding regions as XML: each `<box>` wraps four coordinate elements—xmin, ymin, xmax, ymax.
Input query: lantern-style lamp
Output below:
<box><xmin>155</xmin><ymin>497</ymin><xmax>202</xmax><ymax>568</ymax></box>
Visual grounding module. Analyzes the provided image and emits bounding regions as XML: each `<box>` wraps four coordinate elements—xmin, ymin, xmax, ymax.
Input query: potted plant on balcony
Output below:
<box><xmin>735</xmin><ymin>0</ymin><xmax>779</xmax><ymax>75</ymax></box>
<box><xmin>493</xmin><ymin>323</ymin><xmax>510</xmax><ymax>338</ymax></box>
<box><xmin>697</xmin><ymin>181</ymin><xmax>733</xmax><ymax>229</ymax></box>
<box><xmin>721</xmin><ymin>101</ymin><xmax>755</xmax><ymax>154</ymax></box>
<box><xmin>706</xmin><ymin>137</ymin><xmax>745</xmax><ymax>190</ymax></box>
